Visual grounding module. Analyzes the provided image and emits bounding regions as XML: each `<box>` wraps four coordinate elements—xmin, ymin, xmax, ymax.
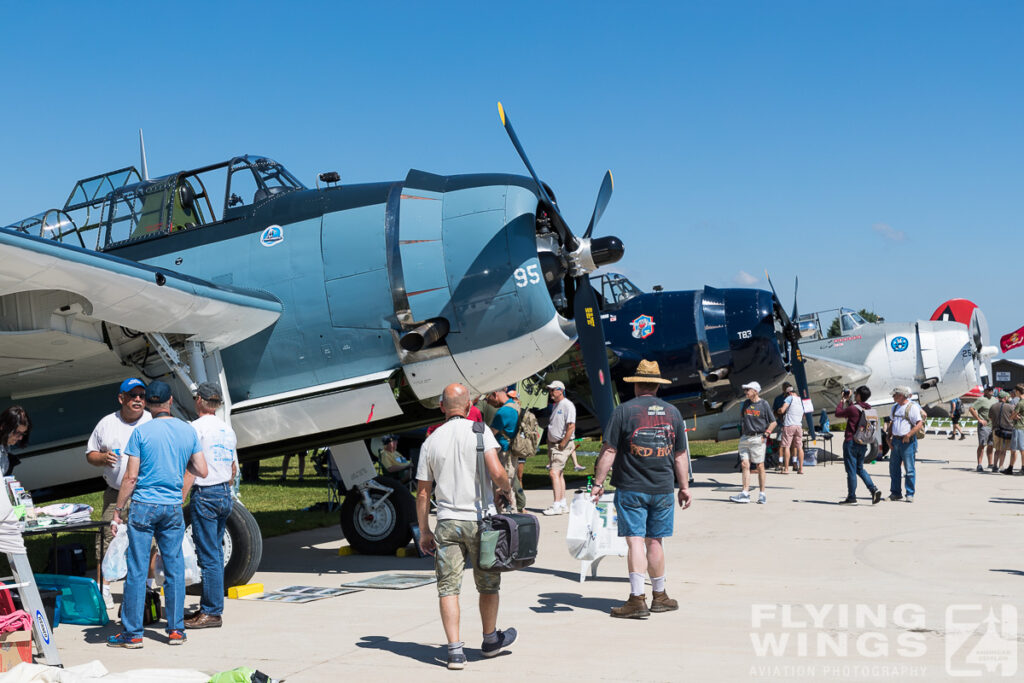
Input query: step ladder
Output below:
<box><xmin>2</xmin><ymin>552</ymin><xmax>61</xmax><ymax>667</ymax></box>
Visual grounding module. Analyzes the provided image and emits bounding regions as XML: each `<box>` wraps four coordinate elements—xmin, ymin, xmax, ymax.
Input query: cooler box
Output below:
<box><xmin>34</xmin><ymin>574</ymin><xmax>108</xmax><ymax>626</ymax></box>
<box><xmin>0</xmin><ymin>630</ymin><xmax>31</xmax><ymax>672</ymax></box>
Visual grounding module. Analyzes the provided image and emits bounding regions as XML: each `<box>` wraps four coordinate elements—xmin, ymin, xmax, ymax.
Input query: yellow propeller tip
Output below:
<box><xmin>498</xmin><ymin>102</ymin><xmax>506</xmax><ymax>125</ymax></box>
<box><xmin>608</xmin><ymin>170</ymin><xmax>614</xmax><ymax>189</ymax></box>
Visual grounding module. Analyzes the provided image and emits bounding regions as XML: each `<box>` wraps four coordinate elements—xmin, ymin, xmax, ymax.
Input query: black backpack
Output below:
<box><xmin>472</xmin><ymin>422</ymin><xmax>539</xmax><ymax>572</ymax></box>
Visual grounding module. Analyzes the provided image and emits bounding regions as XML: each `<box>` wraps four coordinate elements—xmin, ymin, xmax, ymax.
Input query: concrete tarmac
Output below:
<box><xmin>49</xmin><ymin>437</ymin><xmax>1024</xmax><ymax>682</ymax></box>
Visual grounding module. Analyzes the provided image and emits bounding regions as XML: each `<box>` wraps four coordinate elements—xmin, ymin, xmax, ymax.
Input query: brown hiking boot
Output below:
<box><xmin>650</xmin><ymin>590</ymin><xmax>679</xmax><ymax>613</ymax></box>
<box><xmin>610</xmin><ymin>594</ymin><xmax>650</xmax><ymax>619</ymax></box>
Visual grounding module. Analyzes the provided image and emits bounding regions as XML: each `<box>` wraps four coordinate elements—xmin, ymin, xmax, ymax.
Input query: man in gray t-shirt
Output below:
<box><xmin>731</xmin><ymin>381</ymin><xmax>777</xmax><ymax>505</ymax></box>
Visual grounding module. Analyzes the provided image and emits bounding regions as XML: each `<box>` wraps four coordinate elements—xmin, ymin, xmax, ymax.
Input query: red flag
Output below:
<box><xmin>1001</xmin><ymin>325</ymin><xmax>1024</xmax><ymax>353</ymax></box>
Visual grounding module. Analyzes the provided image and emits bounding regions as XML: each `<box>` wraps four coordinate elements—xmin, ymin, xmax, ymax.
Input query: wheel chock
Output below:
<box><xmin>338</xmin><ymin>546</ymin><xmax>358</xmax><ymax>556</ymax></box>
<box><xmin>395</xmin><ymin>547</ymin><xmax>414</xmax><ymax>557</ymax></box>
<box><xmin>228</xmin><ymin>583</ymin><xmax>264</xmax><ymax>599</ymax></box>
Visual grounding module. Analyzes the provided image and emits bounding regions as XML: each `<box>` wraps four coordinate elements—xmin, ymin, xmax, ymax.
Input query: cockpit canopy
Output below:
<box><xmin>3</xmin><ymin>156</ymin><xmax>304</xmax><ymax>251</ymax></box>
<box><xmin>796</xmin><ymin>307</ymin><xmax>871</xmax><ymax>340</ymax></box>
<box><xmin>593</xmin><ymin>272</ymin><xmax>643</xmax><ymax>307</ymax></box>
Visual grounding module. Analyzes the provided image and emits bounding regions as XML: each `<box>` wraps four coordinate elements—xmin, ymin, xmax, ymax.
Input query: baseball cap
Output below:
<box><xmin>196</xmin><ymin>382</ymin><xmax>223</xmax><ymax>401</ymax></box>
<box><xmin>120</xmin><ymin>378</ymin><xmax>145</xmax><ymax>394</ymax></box>
<box><xmin>145</xmin><ymin>380</ymin><xmax>172</xmax><ymax>403</ymax></box>
<box><xmin>547</xmin><ymin>380</ymin><xmax>566</xmax><ymax>391</ymax></box>
<box><xmin>741</xmin><ymin>381</ymin><xmax>761</xmax><ymax>393</ymax></box>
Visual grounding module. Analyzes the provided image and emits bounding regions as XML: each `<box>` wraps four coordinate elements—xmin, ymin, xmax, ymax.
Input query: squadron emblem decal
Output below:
<box><xmin>260</xmin><ymin>225</ymin><xmax>284</xmax><ymax>247</ymax></box>
<box><xmin>630</xmin><ymin>314</ymin><xmax>655</xmax><ymax>339</ymax></box>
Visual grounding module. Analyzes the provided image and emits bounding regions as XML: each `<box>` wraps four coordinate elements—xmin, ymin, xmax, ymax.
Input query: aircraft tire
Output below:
<box><xmin>339</xmin><ymin>476</ymin><xmax>415</xmax><ymax>555</ymax></box>
<box><xmin>184</xmin><ymin>500</ymin><xmax>264</xmax><ymax>595</ymax></box>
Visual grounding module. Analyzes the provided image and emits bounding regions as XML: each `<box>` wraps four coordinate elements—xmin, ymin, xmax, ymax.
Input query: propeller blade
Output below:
<box><xmin>791</xmin><ymin>276</ymin><xmax>799</xmax><ymax>321</ymax></box>
<box><xmin>497</xmin><ymin>102</ymin><xmax>576</xmax><ymax>250</ymax></box>
<box><xmin>790</xmin><ymin>342</ymin><xmax>816</xmax><ymax>439</ymax></box>
<box><xmin>573</xmin><ymin>277</ymin><xmax>615</xmax><ymax>431</ymax></box>
<box><xmin>583</xmin><ymin>170</ymin><xmax>614</xmax><ymax>239</ymax></box>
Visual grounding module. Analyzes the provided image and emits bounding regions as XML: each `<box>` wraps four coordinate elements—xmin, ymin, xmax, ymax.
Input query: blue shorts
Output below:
<box><xmin>614</xmin><ymin>490</ymin><xmax>674</xmax><ymax>539</ymax></box>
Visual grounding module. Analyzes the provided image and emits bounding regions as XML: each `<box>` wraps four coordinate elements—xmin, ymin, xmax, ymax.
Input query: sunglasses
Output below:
<box><xmin>126</xmin><ymin>392</ymin><xmax>146</xmax><ymax>399</ymax></box>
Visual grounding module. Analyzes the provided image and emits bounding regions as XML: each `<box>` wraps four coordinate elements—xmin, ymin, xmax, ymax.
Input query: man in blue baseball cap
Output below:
<box><xmin>108</xmin><ymin>380</ymin><xmax>209</xmax><ymax>649</ymax></box>
<box><xmin>86</xmin><ymin>377</ymin><xmax>153</xmax><ymax>608</ymax></box>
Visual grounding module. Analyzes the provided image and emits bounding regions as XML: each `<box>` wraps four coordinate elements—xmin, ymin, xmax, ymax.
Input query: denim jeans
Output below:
<box><xmin>889</xmin><ymin>437</ymin><xmax>917</xmax><ymax>497</ymax></box>
<box><xmin>123</xmin><ymin>501</ymin><xmax>185</xmax><ymax>637</ymax></box>
<box><xmin>190</xmin><ymin>483</ymin><xmax>234</xmax><ymax>616</ymax></box>
<box><xmin>843</xmin><ymin>440</ymin><xmax>876</xmax><ymax>498</ymax></box>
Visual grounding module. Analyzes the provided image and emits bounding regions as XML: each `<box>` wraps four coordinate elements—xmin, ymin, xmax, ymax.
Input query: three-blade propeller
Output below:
<box><xmin>766</xmin><ymin>273</ymin><xmax>816</xmax><ymax>438</ymax></box>
<box><xmin>498</xmin><ymin>102</ymin><xmax>619</xmax><ymax>431</ymax></box>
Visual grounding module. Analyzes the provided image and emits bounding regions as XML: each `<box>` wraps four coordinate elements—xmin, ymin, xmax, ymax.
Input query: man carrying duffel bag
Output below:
<box><xmin>416</xmin><ymin>383</ymin><xmax>518</xmax><ymax>670</ymax></box>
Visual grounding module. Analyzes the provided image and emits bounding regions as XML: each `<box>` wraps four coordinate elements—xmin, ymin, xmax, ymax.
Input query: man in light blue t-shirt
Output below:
<box><xmin>108</xmin><ymin>380</ymin><xmax>208</xmax><ymax>649</ymax></box>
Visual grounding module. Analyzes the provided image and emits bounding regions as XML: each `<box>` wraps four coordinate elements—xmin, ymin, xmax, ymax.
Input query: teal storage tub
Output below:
<box><xmin>34</xmin><ymin>574</ymin><xmax>108</xmax><ymax>626</ymax></box>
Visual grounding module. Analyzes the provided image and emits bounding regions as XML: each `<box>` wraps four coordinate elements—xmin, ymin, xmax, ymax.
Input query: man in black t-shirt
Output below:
<box><xmin>592</xmin><ymin>360</ymin><xmax>691</xmax><ymax>619</ymax></box>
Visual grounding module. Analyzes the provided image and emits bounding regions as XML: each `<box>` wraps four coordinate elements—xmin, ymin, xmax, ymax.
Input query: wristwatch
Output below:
<box><xmin>113</xmin><ymin>506</ymin><xmax>124</xmax><ymax>513</ymax></box>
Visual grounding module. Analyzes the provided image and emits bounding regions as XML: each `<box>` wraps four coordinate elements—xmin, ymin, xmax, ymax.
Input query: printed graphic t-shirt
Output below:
<box><xmin>603</xmin><ymin>396</ymin><xmax>686</xmax><ymax>494</ymax></box>
<box><xmin>741</xmin><ymin>399</ymin><xmax>774</xmax><ymax>436</ymax></box>
<box><xmin>191</xmin><ymin>414</ymin><xmax>238</xmax><ymax>487</ymax></box>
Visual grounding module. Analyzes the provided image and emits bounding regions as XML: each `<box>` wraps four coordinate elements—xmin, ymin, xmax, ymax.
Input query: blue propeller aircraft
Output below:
<box><xmin>0</xmin><ymin>104</ymin><xmax>623</xmax><ymax>585</ymax></box>
<box><xmin>527</xmin><ymin>274</ymin><xmax>991</xmax><ymax>448</ymax></box>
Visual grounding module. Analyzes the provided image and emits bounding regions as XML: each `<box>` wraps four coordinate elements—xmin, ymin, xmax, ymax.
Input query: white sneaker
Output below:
<box><xmin>557</xmin><ymin>501</ymin><xmax>569</xmax><ymax>514</ymax></box>
<box><xmin>101</xmin><ymin>586</ymin><xmax>114</xmax><ymax>609</ymax></box>
<box><xmin>757</xmin><ymin>492</ymin><xmax>767</xmax><ymax>505</ymax></box>
<box><xmin>729</xmin><ymin>491</ymin><xmax>750</xmax><ymax>504</ymax></box>
<box><xmin>543</xmin><ymin>502</ymin><xmax>568</xmax><ymax>516</ymax></box>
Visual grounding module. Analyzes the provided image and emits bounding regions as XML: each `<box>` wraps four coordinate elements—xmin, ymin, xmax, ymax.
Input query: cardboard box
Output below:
<box><xmin>0</xmin><ymin>629</ymin><xmax>31</xmax><ymax>672</ymax></box>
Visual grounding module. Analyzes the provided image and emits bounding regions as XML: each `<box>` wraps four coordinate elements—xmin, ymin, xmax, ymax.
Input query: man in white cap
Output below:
<box><xmin>730</xmin><ymin>381</ymin><xmax>776</xmax><ymax>504</ymax></box>
<box><xmin>543</xmin><ymin>380</ymin><xmax>576</xmax><ymax>515</ymax></box>
<box><xmin>886</xmin><ymin>386</ymin><xmax>923</xmax><ymax>502</ymax></box>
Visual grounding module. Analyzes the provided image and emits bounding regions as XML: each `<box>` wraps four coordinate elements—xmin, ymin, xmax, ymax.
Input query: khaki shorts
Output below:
<box><xmin>994</xmin><ymin>434</ymin><xmax>1011</xmax><ymax>451</ymax></box>
<box><xmin>548</xmin><ymin>442</ymin><xmax>575</xmax><ymax>472</ymax></box>
<box><xmin>98</xmin><ymin>487</ymin><xmax>122</xmax><ymax>561</ymax></box>
<box><xmin>780</xmin><ymin>425</ymin><xmax>803</xmax><ymax>448</ymax></box>
<box><xmin>738</xmin><ymin>435</ymin><xmax>767</xmax><ymax>465</ymax></box>
<box><xmin>434</xmin><ymin>519</ymin><xmax>501</xmax><ymax>597</ymax></box>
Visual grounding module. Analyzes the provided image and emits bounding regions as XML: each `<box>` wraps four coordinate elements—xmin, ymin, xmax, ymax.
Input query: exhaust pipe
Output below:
<box><xmin>400</xmin><ymin>318</ymin><xmax>450</xmax><ymax>353</ymax></box>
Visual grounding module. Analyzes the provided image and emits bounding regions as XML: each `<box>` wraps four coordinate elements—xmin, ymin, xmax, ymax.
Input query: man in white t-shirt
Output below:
<box><xmin>775</xmin><ymin>383</ymin><xmax>805</xmax><ymax>475</ymax></box>
<box><xmin>85</xmin><ymin>377</ymin><xmax>152</xmax><ymax>607</ymax></box>
<box><xmin>543</xmin><ymin>381</ymin><xmax>577</xmax><ymax>515</ymax></box>
<box><xmin>184</xmin><ymin>382</ymin><xmax>238</xmax><ymax>631</ymax></box>
<box><xmin>886</xmin><ymin>386</ymin><xmax>923</xmax><ymax>502</ymax></box>
<box><xmin>416</xmin><ymin>383</ymin><xmax>516</xmax><ymax>670</ymax></box>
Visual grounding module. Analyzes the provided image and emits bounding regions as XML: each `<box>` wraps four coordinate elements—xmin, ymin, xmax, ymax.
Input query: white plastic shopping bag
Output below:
<box><xmin>102</xmin><ymin>524</ymin><xmax>129</xmax><ymax>581</ymax></box>
<box><xmin>154</xmin><ymin>532</ymin><xmax>204</xmax><ymax>586</ymax></box>
<box><xmin>566</xmin><ymin>492</ymin><xmax>600</xmax><ymax>560</ymax></box>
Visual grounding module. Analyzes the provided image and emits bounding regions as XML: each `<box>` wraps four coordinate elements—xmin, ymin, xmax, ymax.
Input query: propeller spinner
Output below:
<box><xmin>498</xmin><ymin>102</ymin><xmax>624</xmax><ymax>430</ymax></box>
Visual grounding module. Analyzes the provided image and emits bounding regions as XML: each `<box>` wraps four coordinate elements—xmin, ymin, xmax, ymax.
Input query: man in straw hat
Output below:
<box><xmin>592</xmin><ymin>360</ymin><xmax>691</xmax><ymax>619</ymax></box>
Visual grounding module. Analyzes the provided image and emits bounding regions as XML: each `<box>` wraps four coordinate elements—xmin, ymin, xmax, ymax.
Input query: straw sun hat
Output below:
<box><xmin>623</xmin><ymin>359</ymin><xmax>671</xmax><ymax>384</ymax></box>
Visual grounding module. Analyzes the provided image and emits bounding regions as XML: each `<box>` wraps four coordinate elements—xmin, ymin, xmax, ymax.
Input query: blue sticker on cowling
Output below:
<box><xmin>259</xmin><ymin>225</ymin><xmax>284</xmax><ymax>247</ymax></box>
<box><xmin>891</xmin><ymin>336</ymin><xmax>909</xmax><ymax>352</ymax></box>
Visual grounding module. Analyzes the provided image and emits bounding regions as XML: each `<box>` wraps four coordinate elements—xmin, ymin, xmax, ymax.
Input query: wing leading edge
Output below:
<box><xmin>0</xmin><ymin>227</ymin><xmax>282</xmax><ymax>350</ymax></box>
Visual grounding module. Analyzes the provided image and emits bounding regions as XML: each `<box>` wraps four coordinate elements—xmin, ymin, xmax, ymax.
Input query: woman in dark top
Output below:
<box><xmin>0</xmin><ymin>406</ymin><xmax>31</xmax><ymax>476</ymax></box>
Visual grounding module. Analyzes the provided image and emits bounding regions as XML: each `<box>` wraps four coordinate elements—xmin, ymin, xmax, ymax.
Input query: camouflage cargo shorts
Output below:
<box><xmin>434</xmin><ymin>519</ymin><xmax>501</xmax><ymax>597</ymax></box>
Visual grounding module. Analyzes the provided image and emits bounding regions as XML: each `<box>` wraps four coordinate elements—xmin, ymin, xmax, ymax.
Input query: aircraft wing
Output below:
<box><xmin>800</xmin><ymin>352</ymin><xmax>873</xmax><ymax>391</ymax></box>
<box><xmin>0</xmin><ymin>227</ymin><xmax>282</xmax><ymax>394</ymax></box>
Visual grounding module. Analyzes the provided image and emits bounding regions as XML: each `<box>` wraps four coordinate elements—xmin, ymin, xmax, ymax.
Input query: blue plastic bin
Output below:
<box><xmin>34</xmin><ymin>574</ymin><xmax>108</xmax><ymax>626</ymax></box>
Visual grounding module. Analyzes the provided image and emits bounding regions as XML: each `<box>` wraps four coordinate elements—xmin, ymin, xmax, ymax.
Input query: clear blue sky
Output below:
<box><xmin>1</xmin><ymin>2</ymin><xmax>1020</xmax><ymax>355</ymax></box>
